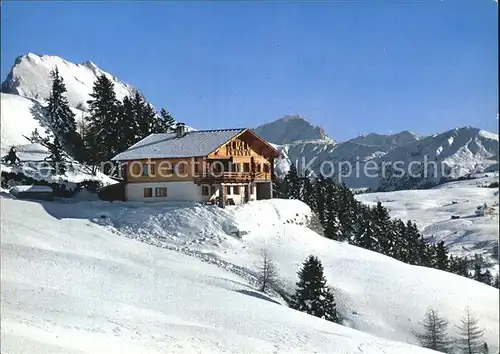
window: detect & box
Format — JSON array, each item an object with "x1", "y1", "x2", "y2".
[
  {"x1": 263, "y1": 164, "x2": 270, "y2": 173},
  {"x1": 225, "y1": 186, "x2": 232, "y2": 195},
  {"x1": 155, "y1": 187, "x2": 167, "y2": 197},
  {"x1": 210, "y1": 185, "x2": 216, "y2": 195},
  {"x1": 233, "y1": 186, "x2": 240, "y2": 195},
  {"x1": 143, "y1": 188, "x2": 152, "y2": 198},
  {"x1": 202, "y1": 185, "x2": 209, "y2": 196},
  {"x1": 243, "y1": 163, "x2": 250, "y2": 172}
]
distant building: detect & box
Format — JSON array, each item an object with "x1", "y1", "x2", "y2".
[{"x1": 112, "y1": 124, "x2": 281, "y2": 206}]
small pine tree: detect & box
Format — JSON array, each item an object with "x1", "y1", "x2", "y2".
[
  {"x1": 414, "y1": 307, "x2": 451, "y2": 352},
  {"x1": 481, "y1": 342, "x2": 489, "y2": 354},
  {"x1": 455, "y1": 307, "x2": 485, "y2": 354},
  {"x1": 3, "y1": 146, "x2": 20, "y2": 165},
  {"x1": 291, "y1": 255, "x2": 337, "y2": 323},
  {"x1": 493, "y1": 273, "x2": 499, "y2": 289},
  {"x1": 256, "y1": 249, "x2": 280, "y2": 293}
]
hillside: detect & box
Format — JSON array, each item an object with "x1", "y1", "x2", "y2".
[
  {"x1": 357, "y1": 174, "x2": 500, "y2": 272},
  {"x1": 1, "y1": 195, "x2": 443, "y2": 354},
  {"x1": 3, "y1": 195, "x2": 496, "y2": 352}
]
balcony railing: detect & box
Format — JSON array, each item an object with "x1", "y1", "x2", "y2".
[{"x1": 194, "y1": 171, "x2": 267, "y2": 184}]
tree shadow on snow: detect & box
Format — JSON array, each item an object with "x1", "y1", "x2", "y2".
[{"x1": 235, "y1": 289, "x2": 282, "y2": 305}]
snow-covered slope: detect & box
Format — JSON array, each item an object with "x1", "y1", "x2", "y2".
[
  {"x1": 6, "y1": 196, "x2": 496, "y2": 352},
  {"x1": 253, "y1": 115, "x2": 334, "y2": 145},
  {"x1": 2, "y1": 53, "x2": 137, "y2": 111},
  {"x1": 357, "y1": 174, "x2": 500, "y2": 272},
  {"x1": 0, "y1": 93, "x2": 49, "y2": 152},
  {"x1": 1, "y1": 196, "x2": 439, "y2": 354}
]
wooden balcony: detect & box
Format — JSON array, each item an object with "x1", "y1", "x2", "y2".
[{"x1": 194, "y1": 171, "x2": 268, "y2": 185}]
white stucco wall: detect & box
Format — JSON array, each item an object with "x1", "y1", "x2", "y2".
[
  {"x1": 126, "y1": 182, "x2": 203, "y2": 202},
  {"x1": 125, "y1": 181, "x2": 258, "y2": 204}
]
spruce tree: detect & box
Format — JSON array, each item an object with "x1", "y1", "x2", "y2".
[
  {"x1": 493, "y1": 273, "x2": 499, "y2": 289},
  {"x1": 353, "y1": 206, "x2": 378, "y2": 251},
  {"x1": 3, "y1": 146, "x2": 20, "y2": 165},
  {"x1": 45, "y1": 67, "x2": 80, "y2": 156},
  {"x1": 85, "y1": 74, "x2": 121, "y2": 169},
  {"x1": 473, "y1": 261, "x2": 484, "y2": 283},
  {"x1": 291, "y1": 255, "x2": 337, "y2": 323},
  {"x1": 371, "y1": 201, "x2": 394, "y2": 255},
  {"x1": 301, "y1": 171, "x2": 316, "y2": 209},
  {"x1": 414, "y1": 307, "x2": 451, "y2": 352},
  {"x1": 116, "y1": 95, "x2": 138, "y2": 153},
  {"x1": 285, "y1": 164, "x2": 301, "y2": 199},
  {"x1": 159, "y1": 108, "x2": 176, "y2": 133},
  {"x1": 435, "y1": 241, "x2": 449, "y2": 271},
  {"x1": 455, "y1": 307, "x2": 485, "y2": 354}
]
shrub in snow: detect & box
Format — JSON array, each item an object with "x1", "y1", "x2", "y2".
[
  {"x1": 413, "y1": 307, "x2": 451, "y2": 353},
  {"x1": 290, "y1": 255, "x2": 337, "y2": 323}
]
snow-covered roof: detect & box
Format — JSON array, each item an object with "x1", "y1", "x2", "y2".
[
  {"x1": 9, "y1": 185, "x2": 53, "y2": 193},
  {"x1": 112, "y1": 129, "x2": 246, "y2": 161}
]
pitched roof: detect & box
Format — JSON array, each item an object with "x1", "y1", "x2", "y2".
[{"x1": 111, "y1": 128, "x2": 246, "y2": 161}]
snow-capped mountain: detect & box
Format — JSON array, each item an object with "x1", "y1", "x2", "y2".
[
  {"x1": 1, "y1": 53, "x2": 498, "y2": 191},
  {"x1": 1, "y1": 53, "x2": 137, "y2": 111},
  {"x1": 261, "y1": 116, "x2": 498, "y2": 189},
  {"x1": 253, "y1": 115, "x2": 334, "y2": 145}
]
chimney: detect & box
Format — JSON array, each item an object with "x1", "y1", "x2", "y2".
[{"x1": 175, "y1": 122, "x2": 186, "y2": 138}]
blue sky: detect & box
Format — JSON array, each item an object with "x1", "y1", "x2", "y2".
[{"x1": 1, "y1": 1, "x2": 498, "y2": 141}]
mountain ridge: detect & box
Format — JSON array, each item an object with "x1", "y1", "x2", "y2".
[{"x1": 1, "y1": 53, "x2": 498, "y2": 189}]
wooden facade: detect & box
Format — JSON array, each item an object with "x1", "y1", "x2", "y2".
[
  {"x1": 123, "y1": 129, "x2": 277, "y2": 185},
  {"x1": 114, "y1": 127, "x2": 280, "y2": 205}
]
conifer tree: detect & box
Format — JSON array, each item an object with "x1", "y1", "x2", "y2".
[
  {"x1": 455, "y1": 307, "x2": 485, "y2": 354},
  {"x1": 85, "y1": 74, "x2": 121, "y2": 169},
  {"x1": 371, "y1": 201, "x2": 394, "y2": 255},
  {"x1": 493, "y1": 273, "x2": 499, "y2": 289},
  {"x1": 285, "y1": 164, "x2": 301, "y2": 199},
  {"x1": 3, "y1": 146, "x2": 20, "y2": 165},
  {"x1": 116, "y1": 95, "x2": 138, "y2": 153},
  {"x1": 45, "y1": 67, "x2": 81, "y2": 157},
  {"x1": 414, "y1": 307, "x2": 451, "y2": 353},
  {"x1": 314, "y1": 174, "x2": 327, "y2": 225},
  {"x1": 352, "y1": 206, "x2": 378, "y2": 251},
  {"x1": 301, "y1": 171, "x2": 316, "y2": 209},
  {"x1": 159, "y1": 108, "x2": 176, "y2": 133},
  {"x1": 435, "y1": 241, "x2": 449, "y2": 271},
  {"x1": 291, "y1": 255, "x2": 337, "y2": 323}
]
